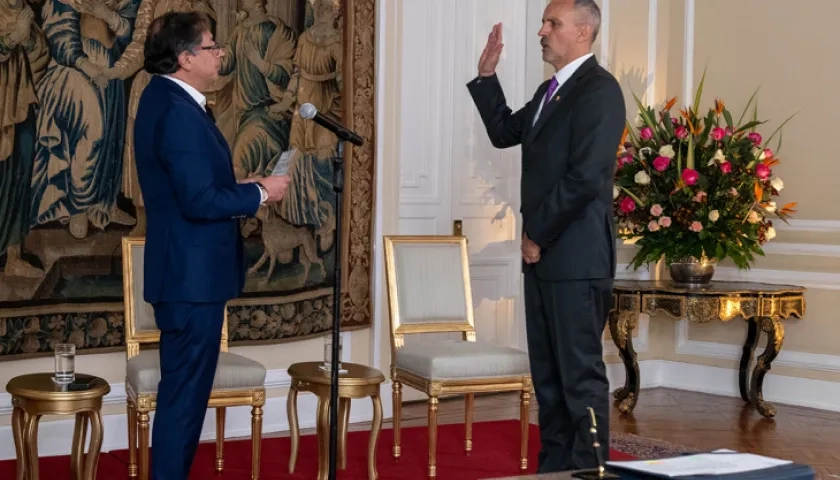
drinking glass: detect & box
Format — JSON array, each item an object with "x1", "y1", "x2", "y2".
[
  {"x1": 320, "y1": 335, "x2": 343, "y2": 372},
  {"x1": 54, "y1": 343, "x2": 75, "y2": 384}
]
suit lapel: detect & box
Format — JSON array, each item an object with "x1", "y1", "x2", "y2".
[
  {"x1": 526, "y1": 56, "x2": 599, "y2": 145},
  {"x1": 157, "y1": 76, "x2": 235, "y2": 177}
]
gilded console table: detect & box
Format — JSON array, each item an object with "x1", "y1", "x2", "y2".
[{"x1": 609, "y1": 280, "x2": 806, "y2": 419}]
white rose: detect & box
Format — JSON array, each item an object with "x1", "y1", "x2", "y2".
[
  {"x1": 659, "y1": 145, "x2": 675, "y2": 158},
  {"x1": 752, "y1": 147, "x2": 766, "y2": 160},
  {"x1": 770, "y1": 177, "x2": 784, "y2": 192},
  {"x1": 709, "y1": 210, "x2": 720, "y2": 222},
  {"x1": 748, "y1": 210, "x2": 761, "y2": 224},
  {"x1": 764, "y1": 201, "x2": 776, "y2": 213},
  {"x1": 613, "y1": 185, "x2": 619, "y2": 199},
  {"x1": 634, "y1": 171, "x2": 651, "y2": 185},
  {"x1": 765, "y1": 226, "x2": 776, "y2": 240}
]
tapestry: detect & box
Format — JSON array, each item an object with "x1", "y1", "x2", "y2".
[{"x1": 0, "y1": 0, "x2": 375, "y2": 359}]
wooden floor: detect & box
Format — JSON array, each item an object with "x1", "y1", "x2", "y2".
[{"x1": 312, "y1": 388, "x2": 840, "y2": 478}]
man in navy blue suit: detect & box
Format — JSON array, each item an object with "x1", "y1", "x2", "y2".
[{"x1": 133, "y1": 12, "x2": 290, "y2": 479}]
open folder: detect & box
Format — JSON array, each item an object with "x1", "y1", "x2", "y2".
[{"x1": 604, "y1": 450, "x2": 815, "y2": 479}]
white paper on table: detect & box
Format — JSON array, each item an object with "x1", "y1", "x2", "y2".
[{"x1": 605, "y1": 452, "x2": 792, "y2": 477}]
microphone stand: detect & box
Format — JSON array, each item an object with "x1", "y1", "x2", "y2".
[{"x1": 327, "y1": 140, "x2": 345, "y2": 480}]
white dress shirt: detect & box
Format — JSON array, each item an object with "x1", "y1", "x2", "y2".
[
  {"x1": 161, "y1": 75, "x2": 267, "y2": 204},
  {"x1": 532, "y1": 53, "x2": 594, "y2": 124}
]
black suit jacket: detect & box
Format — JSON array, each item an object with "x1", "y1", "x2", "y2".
[{"x1": 466, "y1": 56, "x2": 626, "y2": 281}]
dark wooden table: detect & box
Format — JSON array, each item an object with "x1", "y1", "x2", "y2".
[{"x1": 608, "y1": 279, "x2": 806, "y2": 419}]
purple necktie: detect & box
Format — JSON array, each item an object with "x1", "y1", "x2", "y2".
[{"x1": 543, "y1": 76, "x2": 559, "y2": 107}]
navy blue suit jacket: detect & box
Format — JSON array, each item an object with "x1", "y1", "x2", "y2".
[{"x1": 133, "y1": 75, "x2": 261, "y2": 304}]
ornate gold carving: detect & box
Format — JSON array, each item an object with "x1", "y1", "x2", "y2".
[
  {"x1": 685, "y1": 297, "x2": 719, "y2": 323},
  {"x1": 643, "y1": 294, "x2": 685, "y2": 318}
]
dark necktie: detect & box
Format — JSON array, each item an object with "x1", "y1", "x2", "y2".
[
  {"x1": 205, "y1": 105, "x2": 216, "y2": 123},
  {"x1": 543, "y1": 76, "x2": 559, "y2": 107}
]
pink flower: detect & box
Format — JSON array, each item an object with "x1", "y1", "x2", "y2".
[
  {"x1": 617, "y1": 155, "x2": 633, "y2": 168},
  {"x1": 763, "y1": 148, "x2": 774, "y2": 159},
  {"x1": 711, "y1": 127, "x2": 725, "y2": 141},
  {"x1": 652, "y1": 156, "x2": 670, "y2": 172},
  {"x1": 640, "y1": 127, "x2": 653, "y2": 140},
  {"x1": 755, "y1": 163, "x2": 771, "y2": 180},
  {"x1": 719, "y1": 161, "x2": 732, "y2": 174},
  {"x1": 619, "y1": 197, "x2": 636, "y2": 213},
  {"x1": 729, "y1": 187, "x2": 739, "y2": 197},
  {"x1": 648, "y1": 220, "x2": 660, "y2": 232},
  {"x1": 693, "y1": 191, "x2": 707, "y2": 202},
  {"x1": 658, "y1": 216, "x2": 672, "y2": 227},
  {"x1": 748, "y1": 132, "x2": 762, "y2": 145},
  {"x1": 689, "y1": 221, "x2": 703, "y2": 232},
  {"x1": 725, "y1": 127, "x2": 733, "y2": 136},
  {"x1": 682, "y1": 168, "x2": 699, "y2": 186},
  {"x1": 670, "y1": 118, "x2": 678, "y2": 125},
  {"x1": 650, "y1": 204, "x2": 663, "y2": 216},
  {"x1": 674, "y1": 126, "x2": 688, "y2": 139}
]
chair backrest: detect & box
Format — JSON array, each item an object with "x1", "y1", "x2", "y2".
[
  {"x1": 383, "y1": 235, "x2": 476, "y2": 356},
  {"x1": 121, "y1": 236, "x2": 229, "y2": 359}
]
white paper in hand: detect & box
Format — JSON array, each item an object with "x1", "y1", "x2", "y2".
[{"x1": 271, "y1": 148, "x2": 299, "y2": 176}]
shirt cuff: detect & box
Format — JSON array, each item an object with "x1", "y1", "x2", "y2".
[{"x1": 256, "y1": 183, "x2": 267, "y2": 204}]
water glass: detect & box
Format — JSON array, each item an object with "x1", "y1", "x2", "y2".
[
  {"x1": 54, "y1": 343, "x2": 75, "y2": 384},
  {"x1": 320, "y1": 335, "x2": 343, "y2": 372}
]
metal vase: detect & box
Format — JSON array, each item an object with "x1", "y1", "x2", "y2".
[{"x1": 668, "y1": 257, "x2": 716, "y2": 285}]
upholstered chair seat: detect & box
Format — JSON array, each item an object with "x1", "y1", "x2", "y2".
[
  {"x1": 395, "y1": 340, "x2": 530, "y2": 380},
  {"x1": 126, "y1": 351, "x2": 267, "y2": 396}
]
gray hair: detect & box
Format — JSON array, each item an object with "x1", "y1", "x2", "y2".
[{"x1": 574, "y1": 0, "x2": 601, "y2": 43}]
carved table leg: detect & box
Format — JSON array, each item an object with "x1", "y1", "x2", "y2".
[
  {"x1": 608, "y1": 308, "x2": 640, "y2": 414},
  {"x1": 739, "y1": 318, "x2": 759, "y2": 402},
  {"x1": 11, "y1": 406, "x2": 25, "y2": 480},
  {"x1": 749, "y1": 316, "x2": 784, "y2": 418}
]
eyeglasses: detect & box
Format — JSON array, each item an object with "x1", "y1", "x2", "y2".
[{"x1": 195, "y1": 44, "x2": 222, "y2": 55}]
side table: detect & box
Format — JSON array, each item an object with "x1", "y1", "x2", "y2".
[
  {"x1": 6, "y1": 372, "x2": 110, "y2": 480},
  {"x1": 287, "y1": 361, "x2": 385, "y2": 480}
]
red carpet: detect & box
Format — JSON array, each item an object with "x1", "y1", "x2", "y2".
[{"x1": 0, "y1": 420, "x2": 636, "y2": 479}]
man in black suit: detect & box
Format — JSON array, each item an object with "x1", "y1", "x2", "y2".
[{"x1": 466, "y1": 0, "x2": 626, "y2": 473}]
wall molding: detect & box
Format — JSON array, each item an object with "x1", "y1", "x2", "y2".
[
  {"x1": 675, "y1": 320, "x2": 840, "y2": 373},
  {"x1": 606, "y1": 360, "x2": 840, "y2": 413},
  {"x1": 645, "y1": 0, "x2": 658, "y2": 107},
  {"x1": 776, "y1": 219, "x2": 840, "y2": 233}
]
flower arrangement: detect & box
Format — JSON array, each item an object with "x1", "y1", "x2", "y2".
[{"x1": 613, "y1": 72, "x2": 798, "y2": 271}]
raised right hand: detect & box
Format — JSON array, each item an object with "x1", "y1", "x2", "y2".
[
  {"x1": 258, "y1": 175, "x2": 291, "y2": 203},
  {"x1": 478, "y1": 23, "x2": 504, "y2": 77}
]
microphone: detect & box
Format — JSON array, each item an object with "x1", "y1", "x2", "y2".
[{"x1": 299, "y1": 103, "x2": 364, "y2": 146}]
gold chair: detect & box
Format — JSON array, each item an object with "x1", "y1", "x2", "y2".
[
  {"x1": 383, "y1": 235, "x2": 533, "y2": 478},
  {"x1": 121, "y1": 237, "x2": 267, "y2": 480}
]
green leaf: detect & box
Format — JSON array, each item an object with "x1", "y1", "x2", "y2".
[
  {"x1": 693, "y1": 67, "x2": 707, "y2": 114},
  {"x1": 734, "y1": 120, "x2": 766, "y2": 133},
  {"x1": 737, "y1": 86, "x2": 760, "y2": 126},
  {"x1": 723, "y1": 109, "x2": 734, "y2": 129},
  {"x1": 625, "y1": 119, "x2": 640, "y2": 145},
  {"x1": 763, "y1": 111, "x2": 799, "y2": 151},
  {"x1": 631, "y1": 92, "x2": 662, "y2": 141}
]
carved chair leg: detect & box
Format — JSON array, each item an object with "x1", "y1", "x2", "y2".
[
  {"x1": 428, "y1": 396, "x2": 439, "y2": 478},
  {"x1": 251, "y1": 404, "x2": 264, "y2": 480},
  {"x1": 520, "y1": 389, "x2": 530, "y2": 471},
  {"x1": 392, "y1": 381, "x2": 402, "y2": 459},
  {"x1": 127, "y1": 402, "x2": 138, "y2": 478},
  {"x1": 138, "y1": 412, "x2": 150, "y2": 480},
  {"x1": 216, "y1": 407, "x2": 226, "y2": 472},
  {"x1": 464, "y1": 393, "x2": 474, "y2": 453}
]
